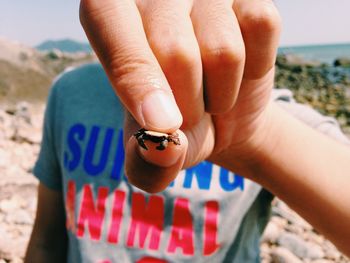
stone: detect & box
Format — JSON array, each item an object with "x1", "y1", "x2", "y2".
[
  {"x1": 322, "y1": 241, "x2": 341, "y2": 260},
  {"x1": 311, "y1": 260, "x2": 334, "y2": 263},
  {"x1": 277, "y1": 232, "x2": 325, "y2": 260},
  {"x1": 0, "y1": 198, "x2": 21, "y2": 213},
  {"x1": 0, "y1": 148, "x2": 11, "y2": 169},
  {"x1": 15, "y1": 101, "x2": 31, "y2": 124},
  {"x1": 0, "y1": 221, "x2": 28, "y2": 259},
  {"x1": 9, "y1": 257, "x2": 23, "y2": 263},
  {"x1": 273, "y1": 201, "x2": 313, "y2": 231},
  {"x1": 334, "y1": 58, "x2": 350, "y2": 67},
  {"x1": 271, "y1": 215, "x2": 288, "y2": 228},
  {"x1": 26, "y1": 198, "x2": 37, "y2": 213},
  {"x1": 261, "y1": 221, "x2": 282, "y2": 243},
  {"x1": 304, "y1": 232, "x2": 325, "y2": 246},
  {"x1": 5, "y1": 209, "x2": 33, "y2": 225},
  {"x1": 271, "y1": 247, "x2": 303, "y2": 263},
  {"x1": 0, "y1": 229, "x2": 15, "y2": 260},
  {"x1": 260, "y1": 243, "x2": 272, "y2": 261},
  {"x1": 15, "y1": 126, "x2": 41, "y2": 145},
  {"x1": 285, "y1": 224, "x2": 304, "y2": 237}
]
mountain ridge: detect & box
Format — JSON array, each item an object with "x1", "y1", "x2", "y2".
[
  {"x1": 0, "y1": 37, "x2": 96, "y2": 104},
  {"x1": 35, "y1": 39, "x2": 92, "y2": 53}
]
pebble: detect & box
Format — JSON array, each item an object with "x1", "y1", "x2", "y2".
[
  {"x1": 5, "y1": 210, "x2": 33, "y2": 225},
  {"x1": 273, "y1": 201, "x2": 313, "y2": 231},
  {"x1": 271, "y1": 247, "x2": 303, "y2": 263},
  {"x1": 262, "y1": 221, "x2": 282, "y2": 243},
  {"x1": 311, "y1": 260, "x2": 335, "y2": 263},
  {"x1": 277, "y1": 232, "x2": 325, "y2": 260},
  {"x1": 322, "y1": 241, "x2": 342, "y2": 260},
  {"x1": 271, "y1": 216, "x2": 289, "y2": 228},
  {"x1": 0, "y1": 198, "x2": 21, "y2": 213},
  {"x1": 286, "y1": 224, "x2": 304, "y2": 237}
]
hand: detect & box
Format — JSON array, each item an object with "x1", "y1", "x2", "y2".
[{"x1": 80, "y1": 0, "x2": 281, "y2": 192}]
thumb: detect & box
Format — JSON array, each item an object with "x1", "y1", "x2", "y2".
[{"x1": 124, "y1": 113, "x2": 188, "y2": 193}]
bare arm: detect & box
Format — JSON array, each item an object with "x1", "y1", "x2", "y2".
[
  {"x1": 213, "y1": 103, "x2": 350, "y2": 257},
  {"x1": 25, "y1": 183, "x2": 67, "y2": 263}
]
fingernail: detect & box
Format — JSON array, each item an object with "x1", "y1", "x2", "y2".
[{"x1": 141, "y1": 90, "x2": 182, "y2": 130}]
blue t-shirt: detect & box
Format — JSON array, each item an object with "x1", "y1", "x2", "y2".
[{"x1": 33, "y1": 63, "x2": 349, "y2": 263}]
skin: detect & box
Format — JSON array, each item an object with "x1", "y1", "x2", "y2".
[
  {"x1": 79, "y1": 0, "x2": 281, "y2": 191},
  {"x1": 25, "y1": 184, "x2": 67, "y2": 263},
  {"x1": 25, "y1": 0, "x2": 350, "y2": 261}
]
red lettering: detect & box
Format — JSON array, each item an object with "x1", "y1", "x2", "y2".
[
  {"x1": 77, "y1": 185, "x2": 109, "y2": 241},
  {"x1": 136, "y1": 256, "x2": 167, "y2": 263},
  {"x1": 107, "y1": 190, "x2": 126, "y2": 244},
  {"x1": 127, "y1": 193, "x2": 164, "y2": 250},
  {"x1": 203, "y1": 201, "x2": 220, "y2": 255},
  {"x1": 167, "y1": 198, "x2": 194, "y2": 255},
  {"x1": 65, "y1": 180, "x2": 76, "y2": 233}
]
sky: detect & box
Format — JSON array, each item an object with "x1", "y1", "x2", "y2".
[{"x1": 0, "y1": 0, "x2": 349, "y2": 47}]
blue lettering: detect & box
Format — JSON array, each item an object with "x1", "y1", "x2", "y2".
[
  {"x1": 83, "y1": 126, "x2": 114, "y2": 176},
  {"x1": 219, "y1": 168, "x2": 244, "y2": 191},
  {"x1": 183, "y1": 161, "x2": 212, "y2": 190},
  {"x1": 110, "y1": 129, "x2": 125, "y2": 181},
  {"x1": 64, "y1": 123, "x2": 86, "y2": 172}
]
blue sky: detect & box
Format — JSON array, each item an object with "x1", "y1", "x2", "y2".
[{"x1": 1, "y1": 0, "x2": 349, "y2": 47}]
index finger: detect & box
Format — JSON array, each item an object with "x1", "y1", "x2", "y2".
[{"x1": 80, "y1": 0, "x2": 182, "y2": 132}]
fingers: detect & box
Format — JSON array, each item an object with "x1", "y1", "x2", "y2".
[
  {"x1": 124, "y1": 113, "x2": 188, "y2": 193},
  {"x1": 80, "y1": 0, "x2": 182, "y2": 132},
  {"x1": 234, "y1": 0, "x2": 281, "y2": 80},
  {"x1": 136, "y1": 0, "x2": 204, "y2": 128},
  {"x1": 191, "y1": 0, "x2": 245, "y2": 114}
]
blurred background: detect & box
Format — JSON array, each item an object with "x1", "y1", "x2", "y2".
[{"x1": 0, "y1": 1, "x2": 349, "y2": 262}]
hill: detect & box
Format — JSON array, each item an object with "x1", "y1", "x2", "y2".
[
  {"x1": 0, "y1": 37, "x2": 96, "y2": 104},
  {"x1": 35, "y1": 39, "x2": 92, "y2": 53}
]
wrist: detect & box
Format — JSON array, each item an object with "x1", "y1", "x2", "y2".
[{"x1": 209, "y1": 102, "x2": 282, "y2": 179}]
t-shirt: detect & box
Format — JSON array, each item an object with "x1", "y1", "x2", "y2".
[{"x1": 33, "y1": 63, "x2": 350, "y2": 263}]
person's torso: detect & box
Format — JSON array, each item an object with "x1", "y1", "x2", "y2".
[{"x1": 51, "y1": 64, "x2": 272, "y2": 263}]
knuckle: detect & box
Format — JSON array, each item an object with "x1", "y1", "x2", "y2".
[
  {"x1": 240, "y1": 2, "x2": 281, "y2": 34},
  {"x1": 149, "y1": 36, "x2": 199, "y2": 70},
  {"x1": 202, "y1": 42, "x2": 245, "y2": 68},
  {"x1": 109, "y1": 48, "x2": 148, "y2": 76},
  {"x1": 107, "y1": 50, "x2": 157, "y2": 96}
]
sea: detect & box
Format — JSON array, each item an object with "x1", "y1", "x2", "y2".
[
  {"x1": 278, "y1": 43, "x2": 350, "y2": 65},
  {"x1": 278, "y1": 43, "x2": 350, "y2": 81}
]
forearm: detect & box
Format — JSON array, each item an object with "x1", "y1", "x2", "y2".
[
  {"x1": 25, "y1": 235, "x2": 67, "y2": 263},
  {"x1": 216, "y1": 103, "x2": 350, "y2": 256},
  {"x1": 25, "y1": 184, "x2": 68, "y2": 263},
  {"x1": 25, "y1": 237, "x2": 67, "y2": 263}
]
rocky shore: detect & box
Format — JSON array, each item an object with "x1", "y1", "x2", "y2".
[
  {"x1": 0, "y1": 103, "x2": 43, "y2": 262},
  {"x1": 275, "y1": 54, "x2": 350, "y2": 134},
  {"x1": 0, "y1": 47, "x2": 350, "y2": 262}
]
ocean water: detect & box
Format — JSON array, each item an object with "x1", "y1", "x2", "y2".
[{"x1": 278, "y1": 43, "x2": 350, "y2": 65}]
